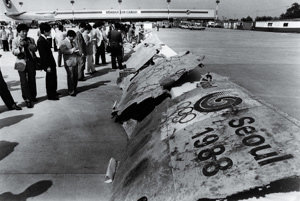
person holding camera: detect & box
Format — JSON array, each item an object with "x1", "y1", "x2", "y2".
[
  {"x1": 60, "y1": 30, "x2": 80, "y2": 96},
  {"x1": 12, "y1": 24, "x2": 37, "y2": 108}
]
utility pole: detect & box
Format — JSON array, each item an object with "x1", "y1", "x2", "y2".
[
  {"x1": 167, "y1": 0, "x2": 171, "y2": 21},
  {"x1": 216, "y1": 0, "x2": 220, "y2": 21},
  {"x1": 70, "y1": 0, "x2": 75, "y2": 23},
  {"x1": 118, "y1": 0, "x2": 122, "y2": 21}
]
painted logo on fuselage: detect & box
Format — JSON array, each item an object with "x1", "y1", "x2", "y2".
[
  {"x1": 194, "y1": 92, "x2": 243, "y2": 113},
  {"x1": 5, "y1": 0, "x2": 12, "y2": 8}
]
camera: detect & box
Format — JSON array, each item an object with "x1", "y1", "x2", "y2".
[{"x1": 20, "y1": 39, "x2": 28, "y2": 47}]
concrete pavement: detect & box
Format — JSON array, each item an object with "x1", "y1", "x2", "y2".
[{"x1": 0, "y1": 42, "x2": 127, "y2": 200}]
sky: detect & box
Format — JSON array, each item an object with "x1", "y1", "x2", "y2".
[{"x1": 0, "y1": 0, "x2": 299, "y2": 20}]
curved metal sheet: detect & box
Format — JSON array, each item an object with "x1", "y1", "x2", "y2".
[
  {"x1": 125, "y1": 33, "x2": 162, "y2": 71},
  {"x1": 114, "y1": 53, "x2": 203, "y2": 121},
  {"x1": 112, "y1": 73, "x2": 300, "y2": 201},
  {"x1": 161, "y1": 81, "x2": 262, "y2": 140},
  {"x1": 163, "y1": 86, "x2": 300, "y2": 200},
  {"x1": 111, "y1": 101, "x2": 175, "y2": 201}
]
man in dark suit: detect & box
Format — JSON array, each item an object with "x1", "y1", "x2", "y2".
[
  {"x1": 37, "y1": 23, "x2": 59, "y2": 100},
  {"x1": 76, "y1": 22, "x2": 87, "y2": 81},
  {"x1": 108, "y1": 23, "x2": 124, "y2": 69},
  {"x1": 0, "y1": 63, "x2": 22, "y2": 111}
]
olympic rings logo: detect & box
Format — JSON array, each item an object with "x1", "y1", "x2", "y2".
[{"x1": 171, "y1": 101, "x2": 197, "y2": 124}]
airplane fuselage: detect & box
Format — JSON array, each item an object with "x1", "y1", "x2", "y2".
[{"x1": 5, "y1": 12, "x2": 55, "y2": 22}]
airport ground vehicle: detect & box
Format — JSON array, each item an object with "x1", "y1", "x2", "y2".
[
  {"x1": 189, "y1": 22, "x2": 205, "y2": 30},
  {"x1": 179, "y1": 21, "x2": 191, "y2": 29},
  {"x1": 179, "y1": 21, "x2": 205, "y2": 30}
]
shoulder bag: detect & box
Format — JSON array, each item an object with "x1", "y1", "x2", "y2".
[{"x1": 14, "y1": 57, "x2": 26, "y2": 71}]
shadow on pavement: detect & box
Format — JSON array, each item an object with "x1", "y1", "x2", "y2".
[
  {"x1": 0, "y1": 180, "x2": 53, "y2": 201},
  {"x1": 11, "y1": 78, "x2": 111, "y2": 109},
  {"x1": 77, "y1": 80, "x2": 111, "y2": 93},
  {"x1": 85, "y1": 67, "x2": 113, "y2": 80},
  {"x1": 5, "y1": 76, "x2": 43, "y2": 92},
  {"x1": 15, "y1": 79, "x2": 113, "y2": 108},
  {"x1": 198, "y1": 177, "x2": 300, "y2": 201},
  {"x1": 0, "y1": 114, "x2": 33, "y2": 129},
  {"x1": 55, "y1": 80, "x2": 111, "y2": 97},
  {"x1": 0, "y1": 141, "x2": 18, "y2": 161},
  {"x1": 6, "y1": 80, "x2": 21, "y2": 92},
  {"x1": 0, "y1": 105, "x2": 7, "y2": 113}
]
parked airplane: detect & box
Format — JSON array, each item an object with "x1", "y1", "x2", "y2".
[{"x1": 2, "y1": 0, "x2": 56, "y2": 22}]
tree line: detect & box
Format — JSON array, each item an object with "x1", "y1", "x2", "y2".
[{"x1": 240, "y1": 2, "x2": 300, "y2": 22}]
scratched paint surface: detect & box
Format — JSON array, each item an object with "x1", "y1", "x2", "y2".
[
  {"x1": 111, "y1": 101, "x2": 175, "y2": 201},
  {"x1": 112, "y1": 32, "x2": 300, "y2": 200},
  {"x1": 112, "y1": 74, "x2": 300, "y2": 200},
  {"x1": 114, "y1": 53, "x2": 203, "y2": 117},
  {"x1": 163, "y1": 85, "x2": 300, "y2": 200},
  {"x1": 161, "y1": 82, "x2": 262, "y2": 140}
]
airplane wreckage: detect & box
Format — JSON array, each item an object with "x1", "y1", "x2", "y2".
[{"x1": 107, "y1": 32, "x2": 300, "y2": 201}]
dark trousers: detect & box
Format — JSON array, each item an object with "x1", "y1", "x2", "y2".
[
  {"x1": 53, "y1": 39, "x2": 58, "y2": 52},
  {"x1": 95, "y1": 41, "x2": 106, "y2": 64},
  {"x1": 9, "y1": 39, "x2": 12, "y2": 51},
  {"x1": 57, "y1": 49, "x2": 62, "y2": 67},
  {"x1": 78, "y1": 56, "x2": 86, "y2": 80},
  {"x1": 0, "y1": 70, "x2": 15, "y2": 109},
  {"x1": 18, "y1": 61, "x2": 36, "y2": 101},
  {"x1": 111, "y1": 44, "x2": 123, "y2": 69},
  {"x1": 46, "y1": 67, "x2": 57, "y2": 98},
  {"x1": 2, "y1": 40, "x2": 9, "y2": 51},
  {"x1": 64, "y1": 65, "x2": 78, "y2": 95}
]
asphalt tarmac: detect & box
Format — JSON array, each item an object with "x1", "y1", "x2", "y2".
[
  {"x1": 0, "y1": 29, "x2": 127, "y2": 200},
  {"x1": 157, "y1": 28, "x2": 300, "y2": 121}
]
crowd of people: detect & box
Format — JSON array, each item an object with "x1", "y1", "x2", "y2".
[
  {"x1": 0, "y1": 26, "x2": 14, "y2": 52},
  {"x1": 0, "y1": 21, "x2": 146, "y2": 111}
]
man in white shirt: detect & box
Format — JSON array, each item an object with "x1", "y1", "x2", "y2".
[
  {"x1": 0, "y1": 26, "x2": 9, "y2": 51},
  {"x1": 7, "y1": 27, "x2": 14, "y2": 51},
  {"x1": 76, "y1": 22, "x2": 87, "y2": 81},
  {"x1": 55, "y1": 25, "x2": 66, "y2": 67}
]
